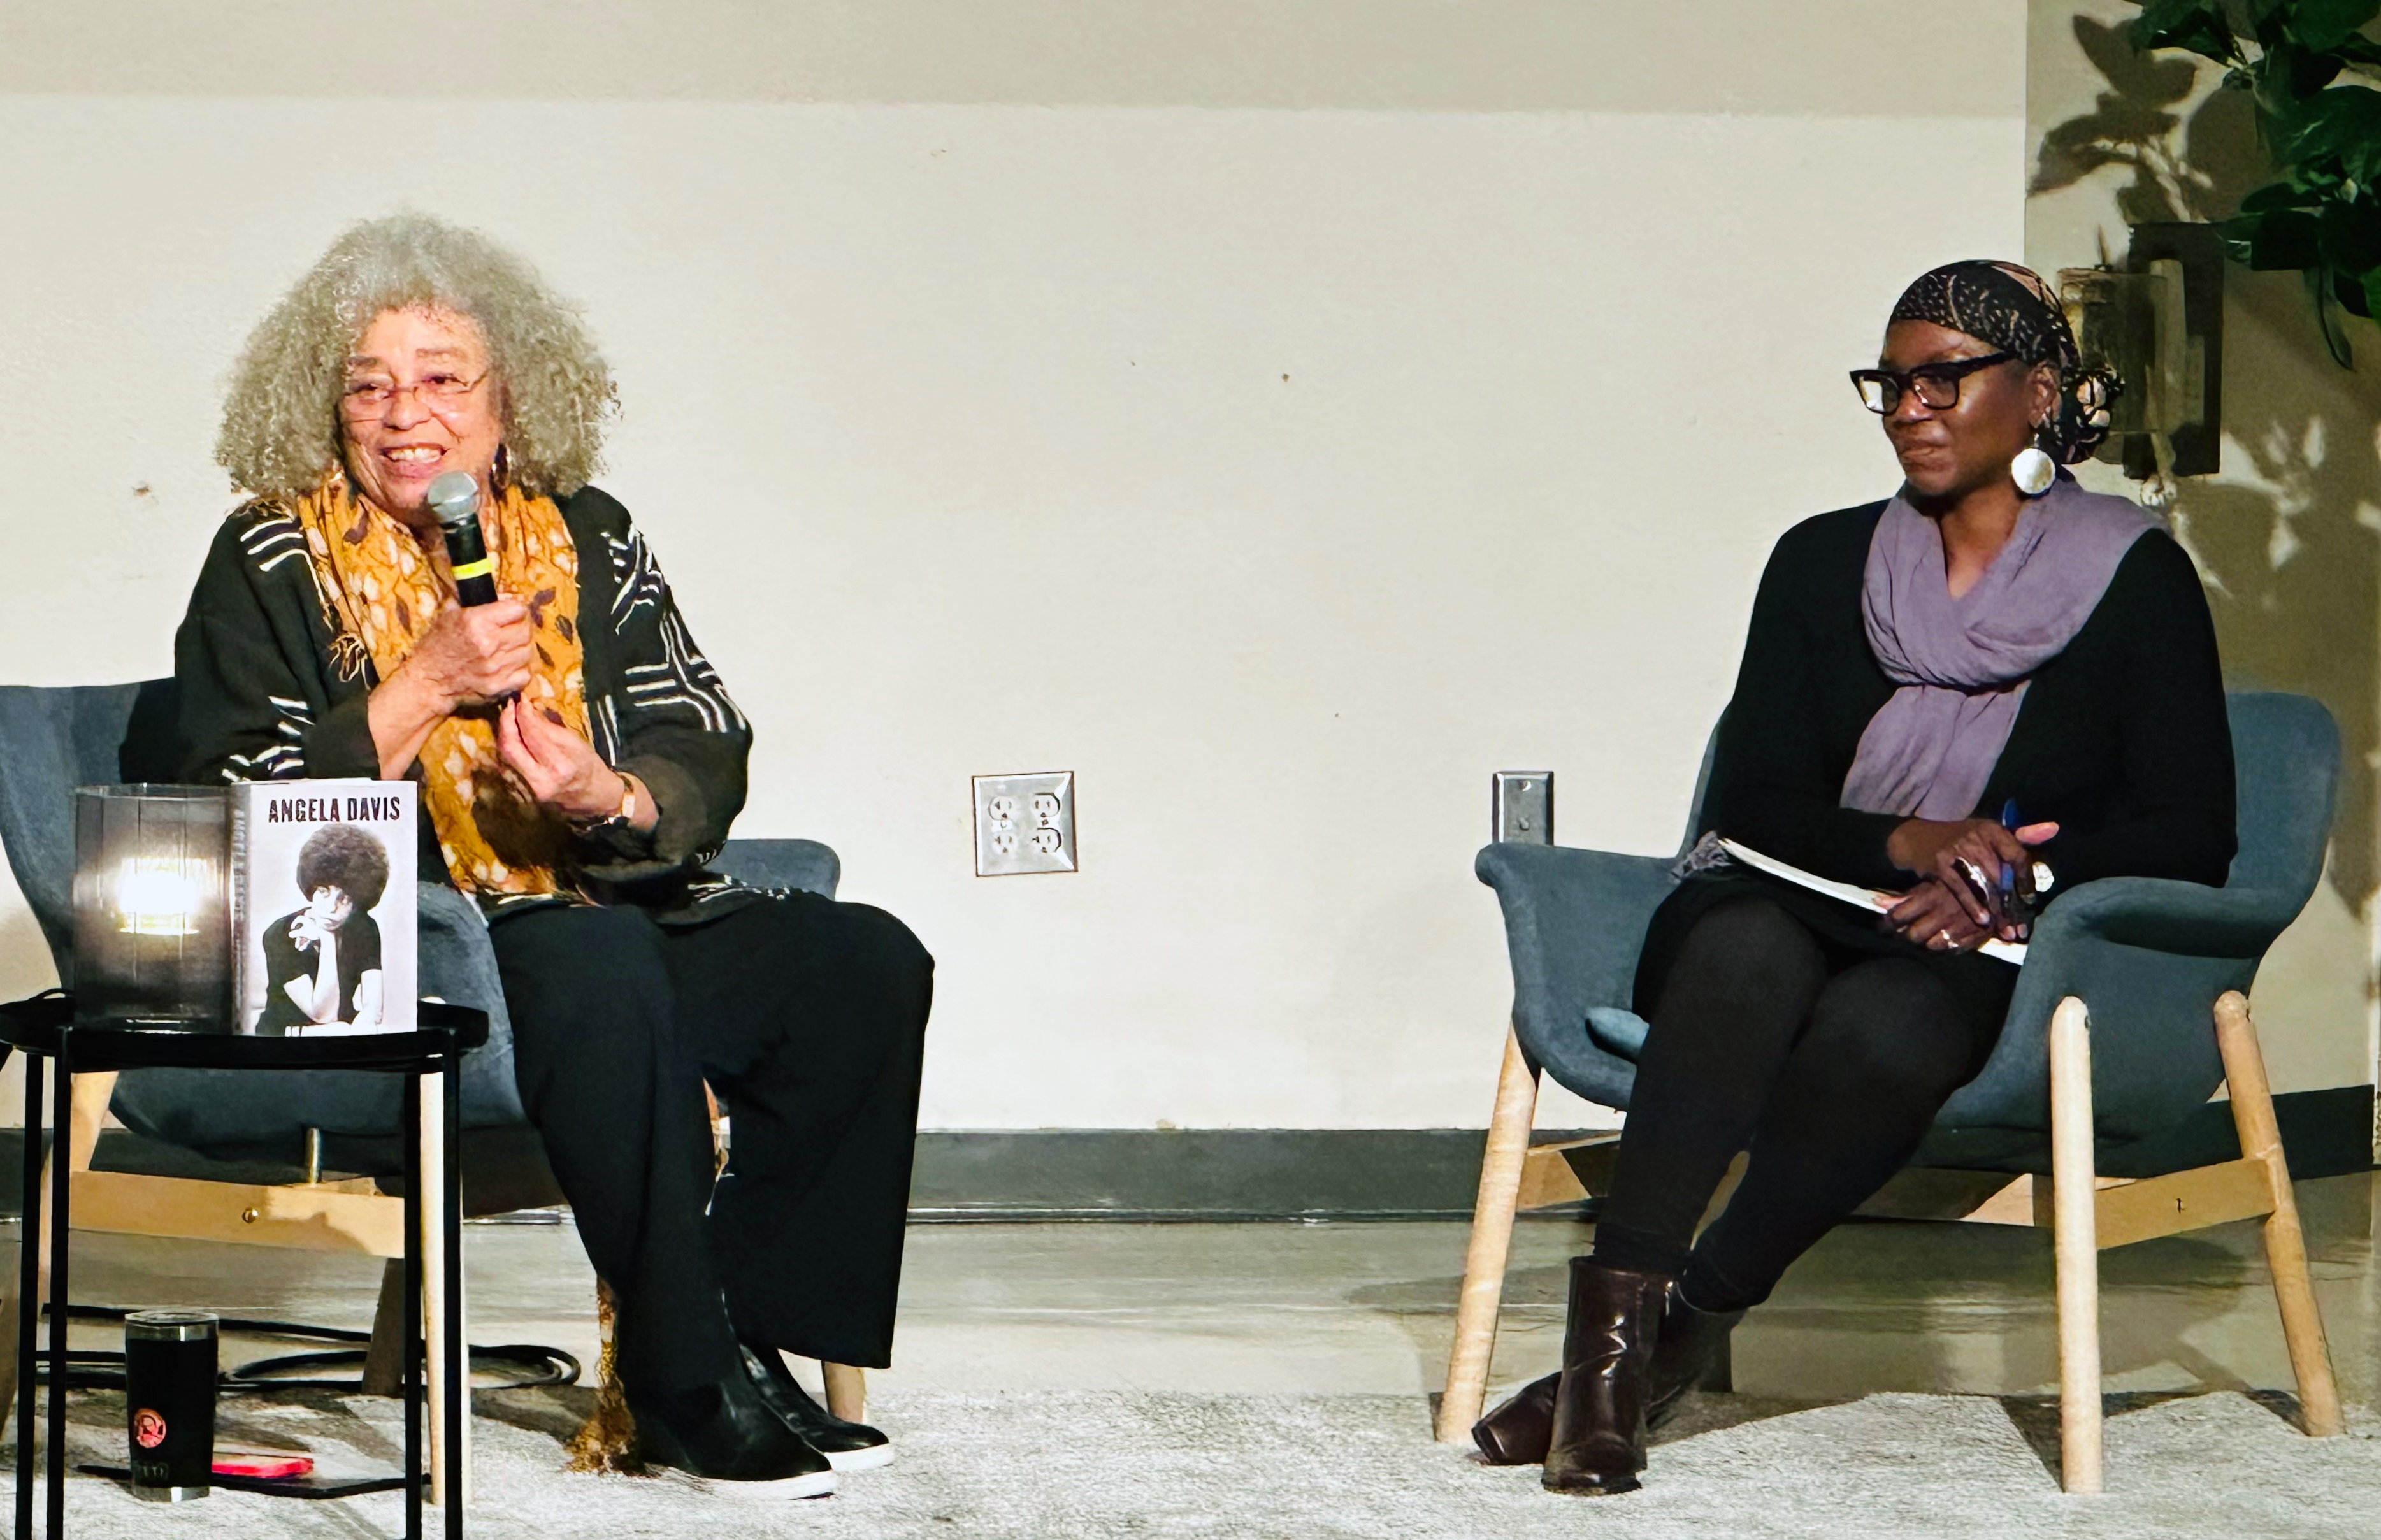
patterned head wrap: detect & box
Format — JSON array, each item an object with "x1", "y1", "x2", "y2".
[{"x1": 1888, "y1": 260, "x2": 2119, "y2": 465}]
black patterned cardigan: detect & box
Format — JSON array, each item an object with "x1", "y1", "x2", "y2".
[{"x1": 170, "y1": 484, "x2": 768, "y2": 926}]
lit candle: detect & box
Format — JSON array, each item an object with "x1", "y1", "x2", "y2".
[{"x1": 114, "y1": 856, "x2": 212, "y2": 937}]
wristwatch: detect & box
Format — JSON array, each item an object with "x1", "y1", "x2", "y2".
[{"x1": 570, "y1": 772, "x2": 640, "y2": 835}]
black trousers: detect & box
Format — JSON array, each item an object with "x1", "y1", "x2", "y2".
[
  {"x1": 489, "y1": 892, "x2": 932, "y2": 1391},
  {"x1": 1592, "y1": 886, "x2": 2011, "y2": 1311}
]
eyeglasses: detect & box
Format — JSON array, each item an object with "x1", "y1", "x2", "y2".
[
  {"x1": 338, "y1": 369, "x2": 489, "y2": 420},
  {"x1": 1848, "y1": 352, "x2": 2015, "y2": 414}
]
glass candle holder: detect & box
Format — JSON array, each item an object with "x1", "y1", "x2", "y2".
[{"x1": 71, "y1": 785, "x2": 232, "y2": 1030}]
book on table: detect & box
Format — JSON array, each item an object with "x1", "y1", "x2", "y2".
[{"x1": 229, "y1": 781, "x2": 418, "y2": 1035}]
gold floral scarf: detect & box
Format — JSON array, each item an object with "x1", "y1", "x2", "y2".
[{"x1": 289, "y1": 468, "x2": 588, "y2": 897}]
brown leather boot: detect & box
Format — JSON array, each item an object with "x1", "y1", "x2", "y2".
[
  {"x1": 1540, "y1": 1256, "x2": 1669, "y2": 1494},
  {"x1": 1473, "y1": 1285, "x2": 1745, "y2": 1465}
]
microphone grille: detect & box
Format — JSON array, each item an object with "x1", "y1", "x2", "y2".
[{"x1": 425, "y1": 472, "x2": 480, "y2": 528}]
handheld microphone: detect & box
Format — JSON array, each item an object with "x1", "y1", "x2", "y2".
[{"x1": 426, "y1": 471, "x2": 498, "y2": 607}]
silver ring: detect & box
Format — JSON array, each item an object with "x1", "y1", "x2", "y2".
[{"x1": 1935, "y1": 929, "x2": 1952, "y2": 947}]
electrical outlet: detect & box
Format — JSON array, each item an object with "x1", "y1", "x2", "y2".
[
  {"x1": 1493, "y1": 772, "x2": 1553, "y2": 844},
  {"x1": 973, "y1": 771, "x2": 1077, "y2": 876}
]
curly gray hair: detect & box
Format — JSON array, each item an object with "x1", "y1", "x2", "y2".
[{"x1": 216, "y1": 213, "x2": 616, "y2": 500}]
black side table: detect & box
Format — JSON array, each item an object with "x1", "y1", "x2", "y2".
[{"x1": 0, "y1": 996, "x2": 484, "y2": 1540}]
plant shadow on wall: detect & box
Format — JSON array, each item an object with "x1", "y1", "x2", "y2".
[{"x1": 2034, "y1": 9, "x2": 2381, "y2": 913}]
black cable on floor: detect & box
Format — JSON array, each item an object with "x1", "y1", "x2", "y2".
[{"x1": 27, "y1": 1302, "x2": 580, "y2": 1392}]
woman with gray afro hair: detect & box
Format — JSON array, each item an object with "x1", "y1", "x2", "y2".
[
  {"x1": 170, "y1": 213, "x2": 934, "y2": 1495},
  {"x1": 217, "y1": 212, "x2": 614, "y2": 501}
]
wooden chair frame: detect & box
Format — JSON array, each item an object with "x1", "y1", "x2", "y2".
[{"x1": 1435, "y1": 989, "x2": 2344, "y2": 1492}]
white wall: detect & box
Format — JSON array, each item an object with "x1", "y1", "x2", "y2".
[{"x1": 0, "y1": 2, "x2": 2025, "y2": 1128}]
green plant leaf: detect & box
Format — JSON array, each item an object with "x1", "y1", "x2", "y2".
[
  {"x1": 2129, "y1": 0, "x2": 2239, "y2": 59},
  {"x1": 2280, "y1": 82, "x2": 2381, "y2": 175},
  {"x1": 2274, "y1": 39, "x2": 2348, "y2": 94},
  {"x1": 2319, "y1": 193, "x2": 2381, "y2": 271},
  {"x1": 2240, "y1": 179, "x2": 2326, "y2": 211},
  {"x1": 2287, "y1": 0, "x2": 2380, "y2": 52},
  {"x1": 2250, "y1": 2, "x2": 2293, "y2": 55},
  {"x1": 2333, "y1": 264, "x2": 2375, "y2": 316},
  {"x1": 2240, "y1": 206, "x2": 2328, "y2": 267},
  {"x1": 2136, "y1": 2, "x2": 2380, "y2": 364}
]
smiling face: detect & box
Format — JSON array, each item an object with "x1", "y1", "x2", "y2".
[
  {"x1": 1878, "y1": 318, "x2": 2057, "y2": 504},
  {"x1": 338, "y1": 305, "x2": 504, "y2": 529}
]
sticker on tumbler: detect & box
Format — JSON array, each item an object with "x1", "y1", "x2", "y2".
[{"x1": 133, "y1": 1408, "x2": 168, "y2": 1448}]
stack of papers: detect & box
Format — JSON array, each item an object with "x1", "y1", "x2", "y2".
[{"x1": 1717, "y1": 838, "x2": 2027, "y2": 965}]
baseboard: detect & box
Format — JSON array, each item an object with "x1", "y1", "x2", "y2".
[
  {"x1": 905, "y1": 1128, "x2": 1603, "y2": 1221},
  {"x1": 2112, "y1": 1084, "x2": 2377, "y2": 1182},
  {"x1": 0, "y1": 1126, "x2": 1603, "y2": 1223},
  {"x1": 0, "y1": 1090, "x2": 2365, "y2": 1223}
]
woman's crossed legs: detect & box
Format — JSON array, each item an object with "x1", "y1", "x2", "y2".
[{"x1": 1593, "y1": 893, "x2": 2001, "y2": 1310}]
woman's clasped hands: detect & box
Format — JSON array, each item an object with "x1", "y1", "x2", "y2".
[
  {"x1": 1881, "y1": 816, "x2": 2059, "y2": 953},
  {"x1": 378, "y1": 596, "x2": 632, "y2": 824}
]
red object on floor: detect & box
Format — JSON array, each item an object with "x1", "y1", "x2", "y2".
[{"x1": 212, "y1": 1455, "x2": 314, "y2": 1479}]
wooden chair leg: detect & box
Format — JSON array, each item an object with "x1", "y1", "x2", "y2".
[
  {"x1": 1435, "y1": 1026, "x2": 1541, "y2": 1444},
  {"x1": 2213, "y1": 991, "x2": 2344, "y2": 1437},
  {"x1": 362, "y1": 1256, "x2": 408, "y2": 1396},
  {"x1": 823, "y1": 1362, "x2": 866, "y2": 1422},
  {"x1": 2049, "y1": 997, "x2": 2103, "y2": 1495}
]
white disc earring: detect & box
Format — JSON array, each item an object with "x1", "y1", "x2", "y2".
[{"x1": 2010, "y1": 440, "x2": 2055, "y2": 496}]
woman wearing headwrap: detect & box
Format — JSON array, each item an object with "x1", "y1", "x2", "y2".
[
  {"x1": 1472, "y1": 261, "x2": 2236, "y2": 1493},
  {"x1": 175, "y1": 214, "x2": 932, "y2": 1495}
]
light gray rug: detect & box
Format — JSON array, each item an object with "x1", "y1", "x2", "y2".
[{"x1": 8, "y1": 1386, "x2": 2377, "y2": 1538}]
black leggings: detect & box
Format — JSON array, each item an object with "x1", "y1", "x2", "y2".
[
  {"x1": 489, "y1": 892, "x2": 932, "y2": 1391},
  {"x1": 1592, "y1": 893, "x2": 2003, "y2": 1311}
]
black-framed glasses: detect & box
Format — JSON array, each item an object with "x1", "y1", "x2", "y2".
[{"x1": 1849, "y1": 351, "x2": 2015, "y2": 414}]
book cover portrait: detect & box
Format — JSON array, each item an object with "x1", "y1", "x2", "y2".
[{"x1": 232, "y1": 782, "x2": 417, "y2": 1035}]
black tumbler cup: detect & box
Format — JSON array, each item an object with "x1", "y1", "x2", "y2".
[{"x1": 124, "y1": 1311, "x2": 219, "y2": 1500}]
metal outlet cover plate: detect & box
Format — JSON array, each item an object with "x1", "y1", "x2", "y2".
[
  {"x1": 973, "y1": 771, "x2": 1077, "y2": 876},
  {"x1": 1493, "y1": 771, "x2": 1553, "y2": 845}
]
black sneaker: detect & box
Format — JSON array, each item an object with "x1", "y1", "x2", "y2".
[
  {"x1": 624, "y1": 1368, "x2": 839, "y2": 1497},
  {"x1": 739, "y1": 1341, "x2": 895, "y2": 1471}
]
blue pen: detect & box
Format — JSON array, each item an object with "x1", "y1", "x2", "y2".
[{"x1": 1998, "y1": 798, "x2": 2020, "y2": 906}]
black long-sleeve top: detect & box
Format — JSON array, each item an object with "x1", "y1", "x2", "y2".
[
  {"x1": 1701, "y1": 500, "x2": 2237, "y2": 898},
  {"x1": 171, "y1": 485, "x2": 765, "y2": 924}
]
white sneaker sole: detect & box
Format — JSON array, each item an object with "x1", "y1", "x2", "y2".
[
  {"x1": 824, "y1": 1443, "x2": 894, "y2": 1472},
  {"x1": 701, "y1": 1467, "x2": 840, "y2": 1500}
]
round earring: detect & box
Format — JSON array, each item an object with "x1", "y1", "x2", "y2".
[{"x1": 2010, "y1": 427, "x2": 2055, "y2": 496}]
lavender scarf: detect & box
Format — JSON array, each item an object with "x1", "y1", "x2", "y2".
[{"x1": 1839, "y1": 475, "x2": 2162, "y2": 820}]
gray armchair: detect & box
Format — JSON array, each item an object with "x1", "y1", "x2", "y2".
[
  {"x1": 0, "y1": 677, "x2": 873, "y2": 1450},
  {"x1": 1437, "y1": 691, "x2": 2347, "y2": 1490}
]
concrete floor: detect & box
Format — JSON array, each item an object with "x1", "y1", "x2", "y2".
[{"x1": 18, "y1": 1171, "x2": 2378, "y2": 1411}]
